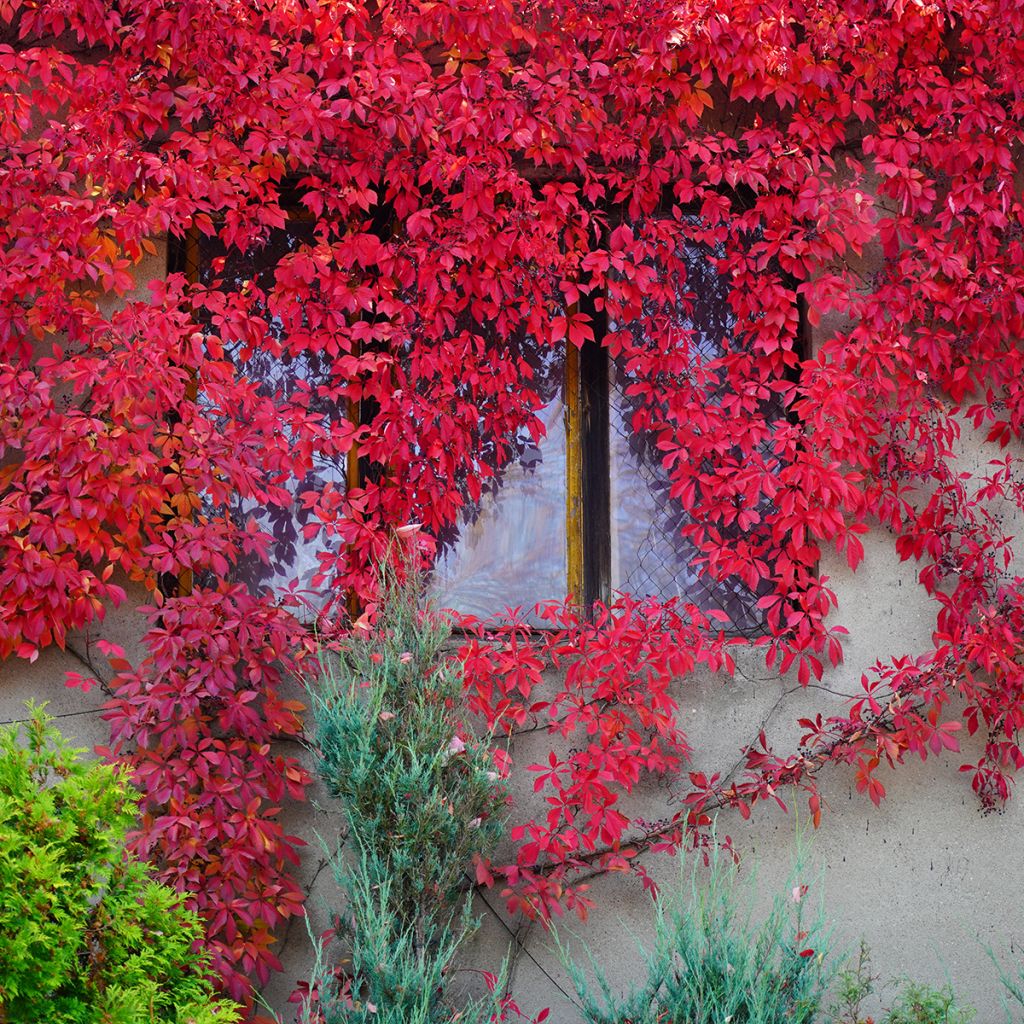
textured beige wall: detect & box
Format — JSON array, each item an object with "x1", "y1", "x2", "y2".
[
  {"x1": 7, "y1": 546, "x2": 1022, "y2": 1022},
  {"x1": 464, "y1": 534, "x2": 1024, "y2": 1023},
  {"x1": 4, "y1": 237, "x2": 1024, "y2": 1023}
]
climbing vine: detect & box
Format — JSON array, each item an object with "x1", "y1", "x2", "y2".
[{"x1": 2, "y1": 0, "x2": 1024, "y2": 1004}]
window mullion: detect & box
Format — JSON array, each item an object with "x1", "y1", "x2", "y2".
[
  {"x1": 565, "y1": 334, "x2": 585, "y2": 609},
  {"x1": 579, "y1": 293, "x2": 611, "y2": 611}
]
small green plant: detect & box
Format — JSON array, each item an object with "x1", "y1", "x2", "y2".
[
  {"x1": 0, "y1": 704, "x2": 239, "y2": 1024},
  {"x1": 989, "y1": 947, "x2": 1024, "y2": 1023},
  {"x1": 883, "y1": 982, "x2": 974, "y2": 1024},
  {"x1": 829, "y1": 944, "x2": 976, "y2": 1024},
  {"x1": 557, "y1": 834, "x2": 833, "y2": 1024},
  {"x1": 829, "y1": 941, "x2": 881, "y2": 1024},
  {"x1": 303, "y1": 562, "x2": 510, "y2": 1024}
]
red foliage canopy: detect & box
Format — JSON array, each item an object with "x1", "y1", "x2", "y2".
[{"x1": 3, "y1": 0, "x2": 1024, "y2": 1003}]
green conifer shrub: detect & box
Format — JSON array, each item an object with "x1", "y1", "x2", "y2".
[
  {"x1": 557, "y1": 837, "x2": 833, "y2": 1024},
  {"x1": 0, "y1": 704, "x2": 239, "y2": 1024},
  {"x1": 304, "y1": 566, "x2": 509, "y2": 1024}
]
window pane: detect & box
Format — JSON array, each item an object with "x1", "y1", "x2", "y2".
[
  {"x1": 197, "y1": 224, "x2": 346, "y2": 611},
  {"x1": 429, "y1": 345, "x2": 567, "y2": 622},
  {"x1": 608, "y1": 237, "x2": 767, "y2": 632}
]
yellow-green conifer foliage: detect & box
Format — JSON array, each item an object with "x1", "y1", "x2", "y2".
[{"x1": 0, "y1": 705, "x2": 240, "y2": 1024}]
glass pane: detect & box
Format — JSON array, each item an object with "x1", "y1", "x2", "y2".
[
  {"x1": 609, "y1": 237, "x2": 767, "y2": 632},
  {"x1": 197, "y1": 224, "x2": 346, "y2": 612},
  {"x1": 429, "y1": 345, "x2": 567, "y2": 622}
]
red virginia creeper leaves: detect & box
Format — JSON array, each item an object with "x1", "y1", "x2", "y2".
[{"x1": 4, "y1": 0, "x2": 1024, "y2": 992}]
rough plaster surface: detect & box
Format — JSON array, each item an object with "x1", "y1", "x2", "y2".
[{"x1": 4, "y1": 531, "x2": 1022, "y2": 1022}]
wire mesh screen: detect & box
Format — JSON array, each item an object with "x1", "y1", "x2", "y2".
[
  {"x1": 172, "y1": 227, "x2": 347, "y2": 612},
  {"x1": 608, "y1": 237, "x2": 773, "y2": 635}
]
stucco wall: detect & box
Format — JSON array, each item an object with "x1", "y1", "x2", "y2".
[
  {"x1": 8, "y1": 533, "x2": 1022, "y2": 1022},
  {"x1": 5, "y1": 238, "x2": 1024, "y2": 1023},
  {"x1": 464, "y1": 535, "x2": 1024, "y2": 1023}
]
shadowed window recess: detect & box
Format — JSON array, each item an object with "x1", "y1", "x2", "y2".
[{"x1": 171, "y1": 223, "x2": 349, "y2": 613}]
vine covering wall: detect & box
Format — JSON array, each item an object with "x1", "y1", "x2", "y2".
[{"x1": 2, "y1": 0, "x2": 1024, "y2": 1008}]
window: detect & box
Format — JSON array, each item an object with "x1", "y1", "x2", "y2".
[
  {"x1": 175, "y1": 212, "x2": 801, "y2": 632},
  {"x1": 430, "y1": 221, "x2": 802, "y2": 633},
  {"x1": 429, "y1": 342, "x2": 569, "y2": 620}
]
